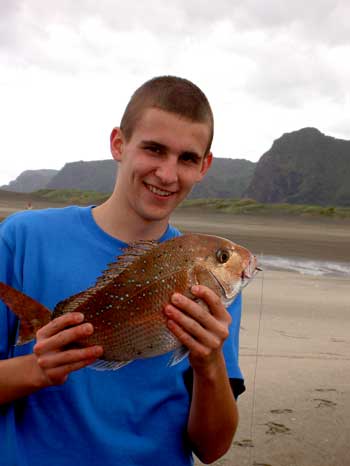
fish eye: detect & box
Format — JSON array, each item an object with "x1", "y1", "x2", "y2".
[{"x1": 216, "y1": 248, "x2": 230, "y2": 264}]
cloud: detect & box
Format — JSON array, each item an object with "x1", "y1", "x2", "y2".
[
  {"x1": 244, "y1": 37, "x2": 348, "y2": 108},
  {"x1": 2, "y1": 1, "x2": 349, "y2": 76},
  {"x1": 216, "y1": 0, "x2": 350, "y2": 46},
  {"x1": 0, "y1": 0, "x2": 349, "y2": 185}
]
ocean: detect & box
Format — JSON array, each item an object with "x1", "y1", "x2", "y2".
[{"x1": 259, "y1": 255, "x2": 350, "y2": 278}]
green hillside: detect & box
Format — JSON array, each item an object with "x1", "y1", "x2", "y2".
[{"x1": 245, "y1": 128, "x2": 350, "y2": 206}]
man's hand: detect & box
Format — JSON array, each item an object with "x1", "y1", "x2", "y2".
[
  {"x1": 0, "y1": 312, "x2": 103, "y2": 405},
  {"x1": 164, "y1": 285, "x2": 231, "y2": 375},
  {"x1": 164, "y1": 286, "x2": 237, "y2": 463},
  {"x1": 33, "y1": 312, "x2": 103, "y2": 387}
]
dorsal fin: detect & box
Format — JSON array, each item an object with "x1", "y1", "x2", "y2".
[
  {"x1": 125, "y1": 239, "x2": 159, "y2": 252},
  {"x1": 93, "y1": 240, "x2": 159, "y2": 289},
  {"x1": 54, "y1": 240, "x2": 159, "y2": 315}
]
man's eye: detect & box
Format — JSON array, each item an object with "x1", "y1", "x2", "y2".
[
  {"x1": 181, "y1": 153, "x2": 199, "y2": 163},
  {"x1": 145, "y1": 146, "x2": 162, "y2": 154}
]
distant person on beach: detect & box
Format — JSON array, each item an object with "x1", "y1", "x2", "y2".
[{"x1": 0, "y1": 76, "x2": 245, "y2": 466}]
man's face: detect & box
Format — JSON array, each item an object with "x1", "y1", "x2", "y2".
[{"x1": 111, "y1": 107, "x2": 212, "y2": 225}]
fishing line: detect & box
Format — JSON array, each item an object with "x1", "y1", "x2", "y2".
[{"x1": 248, "y1": 254, "x2": 265, "y2": 466}]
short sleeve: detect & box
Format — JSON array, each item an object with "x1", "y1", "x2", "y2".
[
  {"x1": 223, "y1": 293, "x2": 245, "y2": 398},
  {"x1": 223, "y1": 293, "x2": 243, "y2": 379}
]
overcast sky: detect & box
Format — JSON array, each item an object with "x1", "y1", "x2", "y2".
[{"x1": 1, "y1": 0, "x2": 349, "y2": 185}]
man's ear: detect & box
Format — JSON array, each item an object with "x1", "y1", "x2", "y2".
[
  {"x1": 197, "y1": 152, "x2": 213, "y2": 182},
  {"x1": 110, "y1": 127, "x2": 124, "y2": 161}
]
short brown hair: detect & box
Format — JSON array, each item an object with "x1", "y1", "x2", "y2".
[{"x1": 120, "y1": 76, "x2": 214, "y2": 154}]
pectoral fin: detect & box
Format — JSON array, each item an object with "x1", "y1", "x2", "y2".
[{"x1": 167, "y1": 345, "x2": 189, "y2": 366}]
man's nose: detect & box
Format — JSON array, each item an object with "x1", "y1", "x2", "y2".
[{"x1": 154, "y1": 157, "x2": 178, "y2": 184}]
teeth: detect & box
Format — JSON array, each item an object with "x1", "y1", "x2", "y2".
[{"x1": 146, "y1": 184, "x2": 172, "y2": 197}]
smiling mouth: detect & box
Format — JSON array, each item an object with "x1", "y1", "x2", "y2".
[{"x1": 144, "y1": 182, "x2": 175, "y2": 197}]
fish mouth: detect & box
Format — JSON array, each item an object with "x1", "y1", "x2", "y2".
[
  {"x1": 240, "y1": 256, "x2": 260, "y2": 288},
  {"x1": 240, "y1": 266, "x2": 260, "y2": 289}
]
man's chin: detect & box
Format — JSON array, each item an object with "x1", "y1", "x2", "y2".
[
  {"x1": 136, "y1": 194, "x2": 186, "y2": 223},
  {"x1": 138, "y1": 203, "x2": 177, "y2": 223},
  {"x1": 141, "y1": 211, "x2": 172, "y2": 223}
]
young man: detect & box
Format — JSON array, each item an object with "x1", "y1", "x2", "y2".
[{"x1": 0, "y1": 76, "x2": 245, "y2": 466}]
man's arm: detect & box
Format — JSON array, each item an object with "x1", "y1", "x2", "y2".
[
  {"x1": 164, "y1": 286, "x2": 238, "y2": 464},
  {"x1": 188, "y1": 354, "x2": 238, "y2": 463},
  {"x1": 0, "y1": 312, "x2": 103, "y2": 405}
]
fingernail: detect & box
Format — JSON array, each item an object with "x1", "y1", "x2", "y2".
[
  {"x1": 84, "y1": 323, "x2": 93, "y2": 334},
  {"x1": 191, "y1": 285, "x2": 199, "y2": 293},
  {"x1": 171, "y1": 293, "x2": 181, "y2": 304},
  {"x1": 75, "y1": 313, "x2": 84, "y2": 322}
]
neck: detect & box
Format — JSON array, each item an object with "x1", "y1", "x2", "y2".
[{"x1": 92, "y1": 195, "x2": 169, "y2": 243}]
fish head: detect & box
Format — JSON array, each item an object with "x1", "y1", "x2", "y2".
[{"x1": 192, "y1": 235, "x2": 258, "y2": 304}]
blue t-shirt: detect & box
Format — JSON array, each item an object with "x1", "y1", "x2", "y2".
[{"x1": 0, "y1": 206, "x2": 243, "y2": 466}]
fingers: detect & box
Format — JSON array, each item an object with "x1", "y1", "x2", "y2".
[
  {"x1": 168, "y1": 286, "x2": 231, "y2": 333},
  {"x1": 190, "y1": 285, "x2": 232, "y2": 324},
  {"x1": 167, "y1": 318, "x2": 211, "y2": 357},
  {"x1": 36, "y1": 312, "x2": 85, "y2": 339},
  {"x1": 34, "y1": 322, "x2": 94, "y2": 355},
  {"x1": 39, "y1": 358, "x2": 100, "y2": 386},
  {"x1": 35, "y1": 343, "x2": 103, "y2": 387},
  {"x1": 165, "y1": 303, "x2": 224, "y2": 348},
  {"x1": 164, "y1": 286, "x2": 231, "y2": 361},
  {"x1": 36, "y1": 345, "x2": 103, "y2": 370},
  {"x1": 32, "y1": 312, "x2": 104, "y2": 387}
]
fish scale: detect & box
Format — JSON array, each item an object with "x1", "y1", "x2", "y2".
[
  {"x1": 0, "y1": 234, "x2": 258, "y2": 370},
  {"x1": 74, "y1": 268, "x2": 192, "y2": 361}
]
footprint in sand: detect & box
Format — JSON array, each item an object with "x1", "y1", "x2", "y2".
[
  {"x1": 313, "y1": 398, "x2": 337, "y2": 408},
  {"x1": 265, "y1": 421, "x2": 290, "y2": 435},
  {"x1": 233, "y1": 438, "x2": 254, "y2": 448},
  {"x1": 270, "y1": 408, "x2": 293, "y2": 414},
  {"x1": 315, "y1": 388, "x2": 337, "y2": 393},
  {"x1": 273, "y1": 329, "x2": 309, "y2": 339}
]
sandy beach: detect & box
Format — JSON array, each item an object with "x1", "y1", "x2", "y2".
[
  {"x1": 196, "y1": 271, "x2": 349, "y2": 466},
  {"x1": 1, "y1": 200, "x2": 349, "y2": 465},
  {"x1": 0, "y1": 192, "x2": 65, "y2": 219},
  {"x1": 171, "y1": 210, "x2": 350, "y2": 466}
]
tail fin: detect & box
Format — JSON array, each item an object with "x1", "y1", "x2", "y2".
[{"x1": 0, "y1": 282, "x2": 51, "y2": 344}]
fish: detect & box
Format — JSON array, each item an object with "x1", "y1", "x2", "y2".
[{"x1": 0, "y1": 233, "x2": 258, "y2": 370}]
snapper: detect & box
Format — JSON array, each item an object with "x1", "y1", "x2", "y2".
[{"x1": 0, "y1": 234, "x2": 258, "y2": 370}]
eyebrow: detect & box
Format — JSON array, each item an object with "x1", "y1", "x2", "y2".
[
  {"x1": 141, "y1": 140, "x2": 167, "y2": 151},
  {"x1": 141, "y1": 140, "x2": 202, "y2": 160}
]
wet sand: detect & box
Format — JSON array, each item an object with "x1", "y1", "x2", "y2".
[
  {"x1": 170, "y1": 210, "x2": 350, "y2": 466},
  {"x1": 171, "y1": 208, "x2": 350, "y2": 263},
  {"x1": 199, "y1": 271, "x2": 350, "y2": 466}
]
